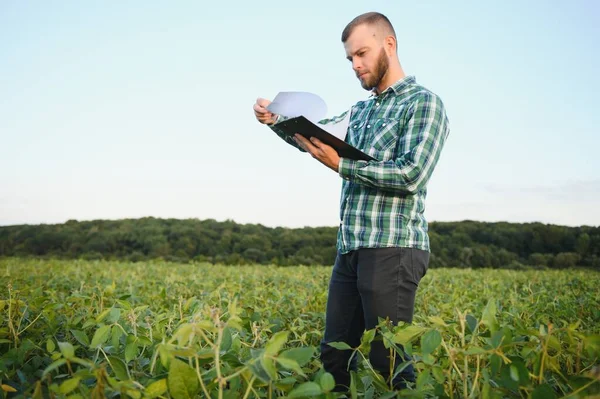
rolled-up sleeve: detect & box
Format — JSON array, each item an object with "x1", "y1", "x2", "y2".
[{"x1": 338, "y1": 93, "x2": 449, "y2": 194}]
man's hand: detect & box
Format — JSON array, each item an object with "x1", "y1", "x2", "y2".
[
  {"x1": 293, "y1": 134, "x2": 341, "y2": 173},
  {"x1": 253, "y1": 98, "x2": 278, "y2": 125}
]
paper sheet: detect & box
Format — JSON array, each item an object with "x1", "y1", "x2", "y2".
[
  {"x1": 267, "y1": 91, "x2": 350, "y2": 140},
  {"x1": 267, "y1": 91, "x2": 327, "y2": 124},
  {"x1": 319, "y1": 111, "x2": 351, "y2": 141}
]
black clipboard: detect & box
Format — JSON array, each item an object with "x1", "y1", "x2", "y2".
[{"x1": 275, "y1": 116, "x2": 375, "y2": 161}]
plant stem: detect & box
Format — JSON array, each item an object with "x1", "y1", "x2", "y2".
[
  {"x1": 242, "y1": 375, "x2": 256, "y2": 399},
  {"x1": 195, "y1": 356, "x2": 211, "y2": 399}
]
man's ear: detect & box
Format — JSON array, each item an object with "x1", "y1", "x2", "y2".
[{"x1": 385, "y1": 35, "x2": 397, "y2": 55}]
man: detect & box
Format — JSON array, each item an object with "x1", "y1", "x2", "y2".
[{"x1": 253, "y1": 12, "x2": 449, "y2": 391}]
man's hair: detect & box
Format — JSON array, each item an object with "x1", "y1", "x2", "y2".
[{"x1": 341, "y1": 12, "x2": 396, "y2": 43}]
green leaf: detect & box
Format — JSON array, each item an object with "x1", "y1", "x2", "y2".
[
  {"x1": 482, "y1": 299, "x2": 499, "y2": 333},
  {"x1": 394, "y1": 325, "x2": 427, "y2": 345},
  {"x1": 392, "y1": 360, "x2": 412, "y2": 381},
  {"x1": 106, "y1": 308, "x2": 121, "y2": 323},
  {"x1": 432, "y1": 365, "x2": 445, "y2": 383},
  {"x1": 159, "y1": 344, "x2": 171, "y2": 368},
  {"x1": 327, "y1": 341, "x2": 352, "y2": 350},
  {"x1": 275, "y1": 357, "x2": 305, "y2": 377},
  {"x1": 168, "y1": 358, "x2": 199, "y2": 399},
  {"x1": 125, "y1": 342, "x2": 137, "y2": 363},
  {"x1": 46, "y1": 338, "x2": 56, "y2": 353},
  {"x1": 82, "y1": 319, "x2": 96, "y2": 329},
  {"x1": 145, "y1": 379, "x2": 168, "y2": 398},
  {"x1": 416, "y1": 369, "x2": 432, "y2": 391},
  {"x1": 583, "y1": 334, "x2": 600, "y2": 354},
  {"x1": 70, "y1": 330, "x2": 90, "y2": 347},
  {"x1": 125, "y1": 388, "x2": 142, "y2": 399},
  {"x1": 361, "y1": 329, "x2": 376, "y2": 345},
  {"x1": 288, "y1": 382, "x2": 322, "y2": 398},
  {"x1": 96, "y1": 308, "x2": 111, "y2": 323},
  {"x1": 265, "y1": 331, "x2": 289, "y2": 356},
  {"x1": 422, "y1": 353, "x2": 436, "y2": 365},
  {"x1": 319, "y1": 372, "x2": 335, "y2": 392},
  {"x1": 260, "y1": 356, "x2": 278, "y2": 380},
  {"x1": 359, "y1": 329, "x2": 376, "y2": 353},
  {"x1": 42, "y1": 359, "x2": 66, "y2": 378},
  {"x1": 280, "y1": 347, "x2": 315, "y2": 367},
  {"x1": 466, "y1": 314, "x2": 478, "y2": 333},
  {"x1": 382, "y1": 331, "x2": 396, "y2": 349},
  {"x1": 428, "y1": 316, "x2": 448, "y2": 328},
  {"x1": 58, "y1": 377, "x2": 80, "y2": 394},
  {"x1": 491, "y1": 330, "x2": 504, "y2": 348},
  {"x1": 248, "y1": 359, "x2": 271, "y2": 383},
  {"x1": 350, "y1": 371, "x2": 358, "y2": 398},
  {"x1": 117, "y1": 299, "x2": 132, "y2": 310},
  {"x1": 531, "y1": 384, "x2": 557, "y2": 399},
  {"x1": 226, "y1": 297, "x2": 243, "y2": 330},
  {"x1": 108, "y1": 356, "x2": 129, "y2": 381},
  {"x1": 58, "y1": 341, "x2": 75, "y2": 359},
  {"x1": 220, "y1": 327, "x2": 232, "y2": 352},
  {"x1": 111, "y1": 325, "x2": 122, "y2": 348},
  {"x1": 465, "y1": 346, "x2": 487, "y2": 355},
  {"x1": 509, "y1": 365, "x2": 519, "y2": 382},
  {"x1": 90, "y1": 325, "x2": 111, "y2": 348},
  {"x1": 421, "y1": 329, "x2": 442, "y2": 355},
  {"x1": 174, "y1": 324, "x2": 194, "y2": 345}
]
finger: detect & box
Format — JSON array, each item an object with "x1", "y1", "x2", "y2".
[
  {"x1": 295, "y1": 134, "x2": 319, "y2": 154},
  {"x1": 253, "y1": 103, "x2": 268, "y2": 114},
  {"x1": 256, "y1": 111, "x2": 273, "y2": 119},
  {"x1": 310, "y1": 137, "x2": 334, "y2": 155},
  {"x1": 257, "y1": 98, "x2": 271, "y2": 108},
  {"x1": 310, "y1": 137, "x2": 323, "y2": 147}
]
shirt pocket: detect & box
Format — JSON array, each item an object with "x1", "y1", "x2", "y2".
[
  {"x1": 370, "y1": 118, "x2": 400, "y2": 152},
  {"x1": 346, "y1": 119, "x2": 366, "y2": 147}
]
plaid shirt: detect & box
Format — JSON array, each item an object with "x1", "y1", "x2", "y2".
[{"x1": 270, "y1": 76, "x2": 450, "y2": 253}]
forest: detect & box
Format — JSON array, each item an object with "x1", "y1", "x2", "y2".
[{"x1": 0, "y1": 217, "x2": 598, "y2": 269}]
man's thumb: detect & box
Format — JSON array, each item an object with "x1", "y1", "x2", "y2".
[{"x1": 257, "y1": 97, "x2": 271, "y2": 108}]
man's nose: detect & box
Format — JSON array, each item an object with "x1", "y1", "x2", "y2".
[{"x1": 352, "y1": 58, "x2": 362, "y2": 72}]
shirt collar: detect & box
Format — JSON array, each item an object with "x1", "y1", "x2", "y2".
[{"x1": 370, "y1": 75, "x2": 416, "y2": 98}]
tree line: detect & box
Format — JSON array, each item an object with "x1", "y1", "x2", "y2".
[{"x1": 0, "y1": 217, "x2": 598, "y2": 269}]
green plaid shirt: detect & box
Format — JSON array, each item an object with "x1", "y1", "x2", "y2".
[{"x1": 270, "y1": 75, "x2": 450, "y2": 253}]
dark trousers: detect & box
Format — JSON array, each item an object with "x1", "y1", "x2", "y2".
[{"x1": 319, "y1": 247, "x2": 429, "y2": 391}]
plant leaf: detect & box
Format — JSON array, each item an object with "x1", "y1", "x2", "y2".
[
  {"x1": 168, "y1": 358, "x2": 199, "y2": 399},
  {"x1": 288, "y1": 382, "x2": 322, "y2": 398}
]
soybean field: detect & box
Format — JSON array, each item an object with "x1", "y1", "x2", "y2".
[{"x1": 0, "y1": 259, "x2": 598, "y2": 398}]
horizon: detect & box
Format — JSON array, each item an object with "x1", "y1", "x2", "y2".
[
  {"x1": 0, "y1": 215, "x2": 596, "y2": 230},
  {"x1": 1, "y1": 1, "x2": 598, "y2": 228}
]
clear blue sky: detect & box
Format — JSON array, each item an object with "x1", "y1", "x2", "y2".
[{"x1": 1, "y1": 1, "x2": 598, "y2": 228}]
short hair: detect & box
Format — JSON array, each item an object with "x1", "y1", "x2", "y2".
[{"x1": 341, "y1": 12, "x2": 396, "y2": 43}]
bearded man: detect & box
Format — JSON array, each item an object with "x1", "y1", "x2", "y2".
[{"x1": 253, "y1": 12, "x2": 450, "y2": 391}]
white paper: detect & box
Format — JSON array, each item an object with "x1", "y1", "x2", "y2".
[
  {"x1": 319, "y1": 111, "x2": 351, "y2": 141},
  {"x1": 267, "y1": 91, "x2": 327, "y2": 124}
]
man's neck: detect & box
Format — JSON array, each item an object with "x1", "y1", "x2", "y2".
[{"x1": 375, "y1": 65, "x2": 405, "y2": 95}]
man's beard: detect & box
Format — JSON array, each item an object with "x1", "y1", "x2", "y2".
[{"x1": 359, "y1": 48, "x2": 389, "y2": 91}]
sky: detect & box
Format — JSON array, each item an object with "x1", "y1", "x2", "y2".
[{"x1": 1, "y1": 1, "x2": 599, "y2": 228}]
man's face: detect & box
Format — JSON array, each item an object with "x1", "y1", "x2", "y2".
[{"x1": 344, "y1": 24, "x2": 389, "y2": 91}]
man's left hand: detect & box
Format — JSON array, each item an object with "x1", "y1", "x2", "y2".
[{"x1": 293, "y1": 134, "x2": 340, "y2": 173}]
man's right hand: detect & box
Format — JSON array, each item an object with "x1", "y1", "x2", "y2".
[{"x1": 253, "y1": 98, "x2": 278, "y2": 125}]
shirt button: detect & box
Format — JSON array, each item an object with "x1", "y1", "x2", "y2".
[
  {"x1": 376, "y1": 102, "x2": 380, "y2": 106},
  {"x1": 353, "y1": 125, "x2": 357, "y2": 128},
  {"x1": 382, "y1": 123, "x2": 386, "y2": 126},
  {"x1": 367, "y1": 124, "x2": 370, "y2": 128}
]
